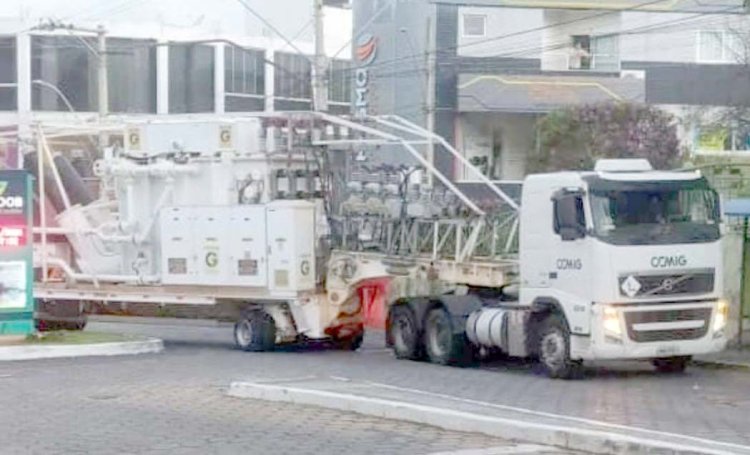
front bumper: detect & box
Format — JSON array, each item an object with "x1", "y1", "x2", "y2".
[{"x1": 573, "y1": 301, "x2": 728, "y2": 361}]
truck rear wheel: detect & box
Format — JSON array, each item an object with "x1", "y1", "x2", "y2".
[
  {"x1": 424, "y1": 308, "x2": 472, "y2": 366},
  {"x1": 36, "y1": 300, "x2": 88, "y2": 332},
  {"x1": 653, "y1": 356, "x2": 690, "y2": 373},
  {"x1": 389, "y1": 305, "x2": 421, "y2": 360},
  {"x1": 537, "y1": 314, "x2": 583, "y2": 379},
  {"x1": 234, "y1": 310, "x2": 276, "y2": 352}
]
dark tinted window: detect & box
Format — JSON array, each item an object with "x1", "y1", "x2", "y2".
[
  {"x1": 224, "y1": 45, "x2": 265, "y2": 112},
  {"x1": 107, "y1": 38, "x2": 157, "y2": 113},
  {"x1": 0, "y1": 37, "x2": 16, "y2": 111},
  {"x1": 274, "y1": 52, "x2": 311, "y2": 100},
  {"x1": 169, "y1": 44, "x2": 214, "y2": 113},
  {"x1": 32, "y1": 36, "x2": 96, "y2": 112},
  {"x1": 329, "y1": 59, "x2": 351, "y2": 104}
]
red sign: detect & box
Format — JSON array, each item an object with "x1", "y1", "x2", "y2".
[{"x1": 0, "y1": 226, "x2": 26, "y2": 247}]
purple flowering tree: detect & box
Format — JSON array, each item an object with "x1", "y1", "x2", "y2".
[{"x1": 528, "y1": 103, "x2": 681, "y2": 172}]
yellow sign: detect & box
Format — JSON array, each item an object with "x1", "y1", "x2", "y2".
[{"x1": 698, "y1": 128, "x2": 728, "y2": 151}]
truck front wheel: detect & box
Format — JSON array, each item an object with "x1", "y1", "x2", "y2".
[
  {"x1": 234, "y1": 310, "x2": 276, "y2": 352},
  {"x1": 537, "y1": 314, "x2": 583, "y2": 379},
  {"x1": 653, "y1": 356, "x2": 690, "y2": 373}
]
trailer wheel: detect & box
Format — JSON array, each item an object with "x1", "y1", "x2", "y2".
[
  {"x1": 424, "y1": 308, "x2": 472, "y2": 366},
  {"x1": 335, "y1": 331, "x2": 364, "y2": 351},
  {"x1": 537, "y1": 314, "x2": 583, "y2": 379},
  {"x1": 234, "y1": 310, "x2": 276, "y2": 352},
  {"x1": 389, "y1": 305, "x2": 421, "y2": 360},
  {"x1": 653, "y1": 356, "x2": 690, "y2": 374}
]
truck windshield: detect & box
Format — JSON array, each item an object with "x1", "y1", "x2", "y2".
[{"x1": 589, "y1": 180, "x2": 720, "y2": 245}]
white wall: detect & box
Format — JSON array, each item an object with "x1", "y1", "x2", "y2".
[
  {"x1": 457, "y1": 7, "x2": 544, "y2": 59},
  {"x1": 457, "y1": 112, "x2": 534, "y2": 181},
  {"x1": 456, "y1": 5, "x2": 748, "y2": 66},
  {"x1": 541, "y1": 9, "x2": 622, "y2": 70}
]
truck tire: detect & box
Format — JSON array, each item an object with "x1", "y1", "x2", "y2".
[
  {"x1": 389, "y1": 305, "x2": 421, "y2": 360},
  {"x1": 537, "y1": 314, "x2": 583, "y2": 379},
  {"x1": 653, "y1": 356, "x2": 690, "y2": 373},
  {"x1": 423, "y1": 308, "x2": 472, "y2": 366},
  {"x1": 234, "y1": 310, "x2": 276, "y2": 352},
  {"x1": 36, "y1": 300, "x2": 88, "y2": 332}
]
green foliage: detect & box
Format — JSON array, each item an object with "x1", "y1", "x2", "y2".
[{"x1": 529, "y1": 103, "x2": 681, "y2": 172}]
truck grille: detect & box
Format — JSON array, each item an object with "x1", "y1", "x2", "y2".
[
  {"x1": 619, "y1": 270, "x2": 714, "y2": 298},
  {"x1": 624, "y1": 307, "x2": 712, "y2": 342}
]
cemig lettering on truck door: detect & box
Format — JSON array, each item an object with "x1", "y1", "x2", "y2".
[{"x1": 556, "y1": 258, "x2": 582, "y2": 270}]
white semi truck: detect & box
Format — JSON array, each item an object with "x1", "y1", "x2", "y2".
[{"x1": 27, "y1": 113, "x2": 727, "y2": 378}]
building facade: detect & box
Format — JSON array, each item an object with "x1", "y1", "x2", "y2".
[
  {"x1": 352, "y1": 0, "x2": 750, "y2": 181},
  {"x1": 0, "y1": 0, "x2": 353, "y2": 163}
]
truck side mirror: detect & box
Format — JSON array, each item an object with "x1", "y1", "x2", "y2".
[{"x1": 554, "y1": 192, "x2": 586, "y2": 241}]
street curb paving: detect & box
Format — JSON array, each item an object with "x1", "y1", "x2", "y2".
[
  {"x1": 228, "y1": 381, "x2": 747, "y2": 455},
  {"x1": 0, "y1": 338, "x2": 164, "y2": 361}
]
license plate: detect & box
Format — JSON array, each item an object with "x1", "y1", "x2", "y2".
[{"x1": 656, "y1": 345, "x2": 680, "y2": 356}]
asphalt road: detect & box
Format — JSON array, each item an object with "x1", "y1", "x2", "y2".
[
  {"x1": 3, "y1": 318, "x2": 749, "y2": 454},
  {"x1": 0, "y1": 320, "x2": 574, "y2": 455}
]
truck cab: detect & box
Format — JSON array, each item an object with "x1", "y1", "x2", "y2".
[{"x1": 520, "y1": 159, "x2": 728, "y2": 370}]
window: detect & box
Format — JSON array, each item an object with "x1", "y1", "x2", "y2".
[
  {"x1": 107, "y1": 39, "x2": 156, "y2": 113},
  {"x1": 274, "y1": 52, "x2": 312, "y2": 111},
  {"x1": 169, "y1": 44, "x2": 214, "y2": 113},
  {"x1": 567, "y1": 35, "x2": 619, "y2": 71},
  {"x1": 590, "y1": 181, "x2": 720, "y2": 245},
  {"x1": 328, "y1": 59, "x2": 352, "y2": 104},
  {"x1": 462, "y1": 14, "x2": 486, "y2": 38},
  {"x1": 32, "y1": 36, "x2": 97, "y2": 112},
  {"x1": 0, "y1": 37, "x2": 16, "y2": 111},
  {"x1": 553, "y1": 192, "x2": 585, "y2": 240},
  {"x1": 698, "y1": 31, "x2": 741, "y2": 63},
  {"x1": 225, "y1": 45, "x2": 266, "y2": 112}
]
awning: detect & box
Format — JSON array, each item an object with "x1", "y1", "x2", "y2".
[{"x1": 457, "y1": 73, "x2": 645, "y2": 113}]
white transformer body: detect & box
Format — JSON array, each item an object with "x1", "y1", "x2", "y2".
[{"x1": 159, "y1": 201, "x2": 315, "y2": 294}]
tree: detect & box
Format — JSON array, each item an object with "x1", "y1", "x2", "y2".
[{"x1": 527, "y1": 102, "x2": 681, "y2": 173}]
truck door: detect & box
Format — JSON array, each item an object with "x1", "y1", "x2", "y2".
[{"x1": 547, "y1": 190, "x2": 592, "y2": 335}]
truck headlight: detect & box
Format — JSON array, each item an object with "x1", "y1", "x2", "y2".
[
  {"x1": 603, "y1": 306, "x2": 622, "y2": 338},
  {"x1": 713, "y1": 299, "x2": 729, "y2": 334}
]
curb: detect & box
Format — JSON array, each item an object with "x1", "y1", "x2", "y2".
[
  {"x1": 0, "y1": 338, "x2": 164, "y2": 361},
  {"x1": 228, "y1": 381, "x2": 748, "y2": 455},
  {"x1": 692, "y1": 360, "x2": 750, "y2": 371}
]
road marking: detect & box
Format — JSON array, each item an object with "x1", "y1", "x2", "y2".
[
  {"x1": 428, "y1": 444, "x2": 557, "y2": 454},
  {"x1": 363, "y1": 380, "x2": 750, "y2": 453}
]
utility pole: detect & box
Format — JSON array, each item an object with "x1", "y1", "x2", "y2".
[
  {"x1": 97, "y1": 25, "x2": 108, "y2": 121},
  {"x1": 425, "y1": 17, "x2": 435, "y2": 187},
  {"x1": 97, "y1": 25, "x2": 109, "y2": 148},
  {"x1": 313, "y1": 0, "x2": 328, "y2": 112}
]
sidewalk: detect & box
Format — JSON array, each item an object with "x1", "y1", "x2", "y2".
[{"x1": 229, "y1": 376, "x2": 750, "y2": 455}]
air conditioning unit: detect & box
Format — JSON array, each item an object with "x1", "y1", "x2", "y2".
[{"x1": 621, "y1": 70, "x2": 645, "y2": 80}]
